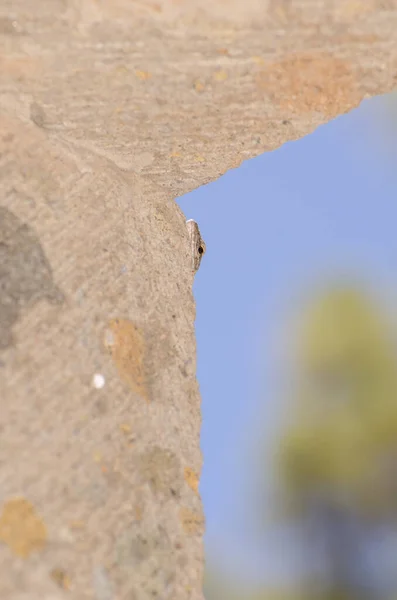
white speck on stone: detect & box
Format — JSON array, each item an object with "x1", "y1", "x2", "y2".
[{"x1": 92, "y1": 373, "x2": 105, "y2": 389}]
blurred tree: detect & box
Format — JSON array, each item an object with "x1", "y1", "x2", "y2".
[
  {"x1": 275, "y1": 285, "x2": 397, "y2": 599},
  {"x1": 204, "y1": 285, "x2": 397, "y2": 600}
]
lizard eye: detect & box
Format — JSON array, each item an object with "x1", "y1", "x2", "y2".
[{"x1": 198, "y1": 246, "x2": 204, "y2": 255}]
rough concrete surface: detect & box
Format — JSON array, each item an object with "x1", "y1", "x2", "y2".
[{"x1": 0, "y1": 0, "x2": 396, "y2": 598}]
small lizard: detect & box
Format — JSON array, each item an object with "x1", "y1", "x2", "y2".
[{"x1": 186, "y1": 219, "x2": 206, "y2": 273}]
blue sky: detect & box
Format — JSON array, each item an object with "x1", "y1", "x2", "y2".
[{"x1": 177, "y1": 93, "x2": 397, "y2": 589}]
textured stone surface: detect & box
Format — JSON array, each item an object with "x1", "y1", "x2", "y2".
[{"x1": 0, "y1": 0, "x2": 397, "y2": 598}]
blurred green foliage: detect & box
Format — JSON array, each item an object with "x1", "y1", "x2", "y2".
[{"x1": 277, "y1": 286, "x2": 397, "y2": 518}]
